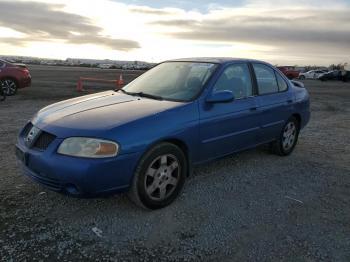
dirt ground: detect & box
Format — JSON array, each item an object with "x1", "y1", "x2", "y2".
[{"x1": 0, "y1": 65, "x2": 349, "y2": 261}]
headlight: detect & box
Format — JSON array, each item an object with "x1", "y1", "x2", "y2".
[{"x1": 57, "y1": 137, "x2": 119, "y2": 158}]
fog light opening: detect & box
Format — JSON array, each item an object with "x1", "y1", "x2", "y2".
[{"x1": 64, "y1": 184, "x2": 80, "y2": 195}]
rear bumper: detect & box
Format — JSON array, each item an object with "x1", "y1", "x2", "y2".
[
  {"x1": 18, "y1": 75, "x2": 31, "y2": 89},
  {"x1": 301, "y1": 109, "x2": 311, "y2": 130}
]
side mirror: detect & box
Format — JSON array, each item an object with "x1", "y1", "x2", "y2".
[{"x1": 206, "y1": 90, "x2": 235, "y2": 103}]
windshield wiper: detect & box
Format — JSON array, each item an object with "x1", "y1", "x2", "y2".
[
  {"x1": 118, "y1": 89, "x2": 164, "y2": 100},
  {"x1": 117, "y1": 89, "x2": 128, "y2": 94},
  {"x1": 135, "y1": 92, "x2": 164, "y2": 100}
]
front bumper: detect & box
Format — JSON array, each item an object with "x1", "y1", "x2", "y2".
[{"x1": 16, "y1": 137, "x2": 142, "y2": 197}]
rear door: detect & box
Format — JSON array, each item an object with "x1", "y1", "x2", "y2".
[
  {"x1": 252, "y1": 63, "x2": 294, "y2": 143},
  {"x1": 306, "y1": 71, "x2": 315, "y2": 79},
  {"x1": 314, "y1": 70, "x2": 321, "y2": 78},
  {"x1": 198, "y1": 63, "x2": 260, "y2": 161}
]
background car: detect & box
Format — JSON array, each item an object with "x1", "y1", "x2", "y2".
[
  {"x1": 277, "y1": 66, "x2": 300, "y2": 79},
  {"x1": 342, "y1": 71, "x2": 350, "y2": 82},
  {"x1": 299, "y1": 70, "x2": 327, "y2": 80},
  {"x1": 0, "y1": 83, "x2": 5, "y2": 101},
  {"x1": 318, "y1": 70, "x2": 342, "y2": 81},
  {"x1": 0, "y1": 59, "x2": 31, "y2": 96}
]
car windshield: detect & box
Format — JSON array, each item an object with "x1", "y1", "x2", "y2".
[{"x1": 122, "y1": 62, "x2": 218, "y2": 101}]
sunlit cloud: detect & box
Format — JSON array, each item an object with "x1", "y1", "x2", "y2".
[
  {"x1": 0, "y1": 1, "x2": 140, "y2": 50},
  {"x1": 0, "y1": 0, "x2": 349, "y2": 65}
]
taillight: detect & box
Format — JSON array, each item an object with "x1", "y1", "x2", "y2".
[{"x1": 18, "y1": 67, "x2": 29, "y2": 73}]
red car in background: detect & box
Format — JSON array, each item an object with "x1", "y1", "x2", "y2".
[
  {"x1": 0, "y1": 59, "x2": 31, "y2": 96},
  {"x1": 277, "y1": 66, "x2": 300, "y2": 80}
]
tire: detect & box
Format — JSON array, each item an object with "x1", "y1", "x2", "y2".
[
  {"x1": 128, "y1": 142, "x2": 187, "y2": 210},
  {"x1": 0, "y1": 85, "x2": 5, "y2": 101},
  {"x1": 299, "y1": 75, "x2": 305, "y2": 80},
  {"x1": 271, "y1": 117, "x2": 300, "y2": 156},
  {"x1": 2, "y1": 78, "x2": 18, "y2": 96}
]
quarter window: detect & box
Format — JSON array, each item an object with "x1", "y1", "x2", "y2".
[
  {"x1": 213, "y1": 63, "x2": 253, "y2": 99},
  {"x1": 276, "y1": 72, "x2": 288, "y2": 92},
  {"x1": 253, "y1": 64, "x2": 279, "y2": 95}
]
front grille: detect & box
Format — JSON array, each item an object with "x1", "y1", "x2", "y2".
[
  {"x1": 33, "y1": 131, "x2": 56, "y2": 150},
  {"x1": 20, "y1": 122, "x2": 56, "y2": 151},
  {"x1": 21, "y1": 122, "x2": 33, "y2": 137}
]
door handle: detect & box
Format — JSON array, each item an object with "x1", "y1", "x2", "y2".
[{"x1": 250, "y1": 107, "x2": 258, "y2": 111}]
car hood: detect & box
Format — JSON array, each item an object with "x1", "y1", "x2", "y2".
[{"x1": 32, "y1": 91, "x2": 183, "y2": 137}]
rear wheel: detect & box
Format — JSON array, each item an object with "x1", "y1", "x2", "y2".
[
  {"x1": 299, "y1": 75, "x2": 305, "y2": 80},
  {"x1": 2, "y1": 78, "x2": 18, "y2": 96},
  {"x1": 128, "y1": 143, "x2": 187, "y2": 209},
  {"x1": 271, "y1": 117, "x2": 300, "y2": 156}
]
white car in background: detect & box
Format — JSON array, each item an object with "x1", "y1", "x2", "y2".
[
  {"x1": 299, "y1": 70, "x2": 328, "y2": 80},
  {"x1": 98, "y1": 64, "x2": 114, "y2": 69}
]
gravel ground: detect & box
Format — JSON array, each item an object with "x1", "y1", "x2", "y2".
[{"x1": 0, "y1": 65, "x2": 349, "y2": 261}]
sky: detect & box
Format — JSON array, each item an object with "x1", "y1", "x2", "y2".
[{"x1": 0, "y1": 0, "x2": 349, "y2": 65}]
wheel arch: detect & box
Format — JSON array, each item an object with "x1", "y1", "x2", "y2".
[
  {"x1": 139, "y1": 138, "x2": 192, "y2": 177},
  {"x1": 159, "y1": 138, "x2": 192, "y2": 177},
  {"x1": 291, "y1": 113, "x2": 301, "y2": 127},
  {"x1": 0, "y1": 76, "x2": 19, "y2": 86}
]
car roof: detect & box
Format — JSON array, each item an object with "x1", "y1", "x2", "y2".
[{"x1": 165, "y1": 57, "x2": 271, "y2": 65}]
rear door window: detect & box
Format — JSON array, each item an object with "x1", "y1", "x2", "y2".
[
  {"x1": 275, "y1": 72, "x2": 288, "y2": 92},
  {"x1": 253, "y1": 64, "x2": 279, "y2": 95}
]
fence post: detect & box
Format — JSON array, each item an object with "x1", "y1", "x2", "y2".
[
  {"x1": 76, "y1": 77, "x2": 83, "y2": 92},
  {"x1": 116, "y1": 74, "x2": 124, "y2": 89}
]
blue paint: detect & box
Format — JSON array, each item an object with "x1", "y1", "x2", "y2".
[{"x1": 16, "y1": 58, "x2": 310, "y2": 196}]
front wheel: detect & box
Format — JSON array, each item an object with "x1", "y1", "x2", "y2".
[
  {"x1": 0, "y1": 83, "x2": 6, "y2": 101},
  {"x1": 299, "y1": 75, "x2": 306, "y2": 80},
  {"x1": 128, "y1": 143, "x2": 187, "y2": 209},
  {"x1": 271, "y1": 117, "x2": 300, "y2": 156}
]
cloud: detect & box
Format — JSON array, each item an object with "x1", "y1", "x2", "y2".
[
  {"x1": 148, "y1": 19, "x2": 199, "y2": 27},
  {"x1": 150, "y1": 7, "x2": 350, "y2": 62},
  {"x1": 1, "y1": 0, "x2": 349, "y2": 64},
  {"x1": 0, "y1": 37, "x2": 29, "y2": 47},
  {"x1": 129, "y1": 6, "x2": 174, "y2": 15},
  {"x1": 0, "y1": 1, "x2": 140, "y2": 50},
  {"x1": 66, "y1": 35, "x2": 140, "y2": 51}
]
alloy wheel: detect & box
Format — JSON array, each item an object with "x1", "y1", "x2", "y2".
[
  {"x1": 2, "y1": 79, "x2": 17, "y2": 96},
  {"x1": 282, "y1": 122, "x2": 296, "y2": 151},
  {"x1": 144, "y1": 154, "x2": 180, "y2": 201}
]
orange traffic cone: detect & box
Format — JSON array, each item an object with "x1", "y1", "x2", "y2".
[
  {"x1": 77, "y1": 78, "x2": 83, "y2": 92},
  {"x1": 116, "y1": 74, "x2": 124, "y2": 89}
]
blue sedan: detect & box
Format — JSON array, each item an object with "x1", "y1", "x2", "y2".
[{"x1": 16, "y1": 58, "x2": 310, "y2": 209}]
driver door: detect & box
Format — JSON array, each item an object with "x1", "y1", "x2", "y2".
[{"x1": 198, "y1": 63, "x2": 260, "y2": 161}]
